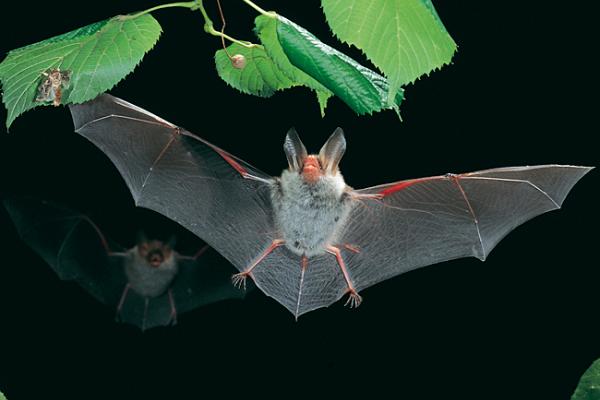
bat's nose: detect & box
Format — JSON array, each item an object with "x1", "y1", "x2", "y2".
[
  {"x1": 303, "y1": 155, "x2": 320, "y2": 169},
  {"x1": 301, "y1": 155, "x2": 322, "y2": 183}
]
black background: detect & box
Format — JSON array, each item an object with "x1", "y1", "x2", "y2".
[{"x1": 0, "y1": 1, "x2": 598, "y2": 398}]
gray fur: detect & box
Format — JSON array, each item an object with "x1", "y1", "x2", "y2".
[
  {"x1": 124, "y1": 247, "x2": 179, "y2": 298},
  {"x1": 272, "y1": 169, "x2": 353, "y2": 256}
]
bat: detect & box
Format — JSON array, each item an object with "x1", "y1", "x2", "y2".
[
  {"x1": 3, "y1": 198, "x2": 246, "y2": 330},
  {"x1": 69, "y1": 94, "x2": 592, "y2": 318}
]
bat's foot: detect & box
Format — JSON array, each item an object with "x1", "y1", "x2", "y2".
[
  {"x1": 344, "y1": 290, "x2": 363, "y2": 308},
  {"x1": 115, "y1": 284, "x2": 130, "y2": 323},
  {"x1": 232, "y1": 272, "x2": 250, "y2": 290},
  {"x1": 233, "y1": 239, "x2": 284, "y2": 290},
  {"x1": 327, "y1": 245, "x2": 362, "y2": 309}
]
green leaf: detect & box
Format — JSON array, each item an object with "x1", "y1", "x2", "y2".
[
  {"x1": 216, "y1": 14, "x2": 402, "y2": 117},
  {"x1": 0, "y1": 14, "x2": 162, "y2": 128},
  {"x1": 0, "y1": 390, "x2": 5, "y2": 400},
  {"x1": 572, "y1": 358, "x2": 600, "y2": 400},
  {"x1": 321, "y1": 0, "x2": 456, "y2": 103},
  {"x1": 255, "y1": 15, "x2": 332, "y2": 116},
  {"x1": 315, "y1": 90, "x2": 331, "y2": 117},
  {"x1": 215, "y1": 43, "x2": 295, "y2": 97},
  {"x1": 215, "y1": 17, "x2": 334, "y2": 117},
  {"x1": 274, "y1": 15, "x2": 403, "y2": 115}
]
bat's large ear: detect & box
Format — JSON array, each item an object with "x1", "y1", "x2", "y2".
[
  {"x1": 165, "y1": 235, "x2": 176, "y2": 250},
  {"x1": 284, "y1": 127, "x2": 307, "y2": 171},
  {"x1": 136, "y1": 231, "x2": 148, "y2": 246},
  {"x1": 319, "y1": 127, "x2": 346, "y2": 173}
]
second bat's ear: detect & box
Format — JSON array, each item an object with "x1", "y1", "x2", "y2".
[
  {"x1": 284, "y1": 127, "x2": 307, "y2": 171},
  {"x1": 165, "y1": 235, "x2": 176, "y2": 250},
  {"x1": 319, "y1": 127, "x2": 346, "y2": 173},
  {"x1": 136, "y1": 231, "x2": 148, "y2": 246}
]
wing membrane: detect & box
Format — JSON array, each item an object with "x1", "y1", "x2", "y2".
[
  {"x1": 347, "y1": 165, "x2": 592, "y2": 291},
  {"x1": 70, "y1": 94, "x2": 278, "y2": 277}
]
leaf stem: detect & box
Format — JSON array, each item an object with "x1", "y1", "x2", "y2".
[
  {"x1": 196, "y1": 0, "x2": 258, "y2": 48},
  {"x1": 126, "y1": 0, "x2": 265, "y2": 48},
  {"x1": 241, "y1": 0, "x2": 277, "y2": 17},
  {"x1": 215, "y1": 0, "x2": 232, "y2": 58},
  {"x1": 126, "y1": 1, "x2": 200, "y2": 19}
]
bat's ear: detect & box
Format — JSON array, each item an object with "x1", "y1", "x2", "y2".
[
  {"x1": 165, "y1": 235, "x2": 176, "y2": 250},
  {"x1": 319, "y1": 127, "x2": 346, "y2": 173},
  {"x1": 136, "y1": 230, "x2": 148, "y2": 245},
  {"x1": 284, "y1": 127, "x2": 307, "y2": 171}
]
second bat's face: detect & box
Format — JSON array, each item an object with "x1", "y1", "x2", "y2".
[
  {"x1": 272, "y1": 129, "x2": 354, "y2": 257},
  {"x1": 136, "y1": 239, "x2": 174, "y2": 268}
]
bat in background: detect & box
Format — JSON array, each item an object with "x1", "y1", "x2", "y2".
[
  {"x1": 69, "y1": 94, "x2": 592, "y2": 318},
  {"x1": 3, "y1": 198, "x2": 246, "y2": 330}
]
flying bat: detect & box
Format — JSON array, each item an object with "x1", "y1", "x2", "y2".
[
  {"x1": 4, "y1": 198, "x2": 245, "y2": 330},
  {"x1": 69, "y1": 94, "x2": 592, "y2": 318}
]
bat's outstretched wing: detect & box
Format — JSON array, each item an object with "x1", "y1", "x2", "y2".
[
  {"x1": 69, "y1": 94, "x2": 278, "y2": 287},
  {"x1": 70, "y1": 95, "x2": 316, "y2": 316},
  {"x1": 3, "y1": 198, "x2": 126, "y2": 305},
  {"x1": 220, "y1": 165, "x2": 592, "y2": 317},
  {"x1": 338, "y1": 165, "x2": 592, "y2": 293}
]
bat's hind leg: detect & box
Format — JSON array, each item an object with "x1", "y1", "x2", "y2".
[
  {"x1": 232, "y1": 239, "x2": 285, "y2": 290},
  {"x1": 326, "y1": 245, "x2": 363, "y2": 308},
  {"x1": 115, "y1": 284, "x2": 131, "y2": 321},
  {"x1": 167, "y1": 288, "x2": 178, "y2": 326}
]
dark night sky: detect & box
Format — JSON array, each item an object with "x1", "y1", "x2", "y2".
[{"x1": 0, "y1": 1, "x2": 598, "y2": 398}]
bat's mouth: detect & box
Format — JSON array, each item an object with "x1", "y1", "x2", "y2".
[
  {"x1": 148, "y1": 251, "x2": 164, "y2": 268},
  {"x1": 301, "y1": 156, "x2": 322, "y2": 182},
  {"x1": 303, "y1": 164, "x2": 319, "y2": 173}
]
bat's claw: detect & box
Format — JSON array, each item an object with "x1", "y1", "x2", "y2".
[
  {"x1": 232, "y1": 272, "x2": 250, "y2": 290},
  {"x1": 344, "y1": 290, "x2": 363, "y2": 308}
]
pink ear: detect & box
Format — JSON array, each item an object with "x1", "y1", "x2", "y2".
[
  {"x1": 318, "y1": 127, "x2": 346, "y2": 173},
  {"x1": 283, "y1": 127, "x2": 307, "y2": 171}
]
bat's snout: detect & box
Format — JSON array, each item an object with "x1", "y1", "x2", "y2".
[
  {"x1": 301, "y1": 155, "x2": 323, "y2": 183},
  {"x1": 148, "y1": 250, "x2": 164, "y2": 268}
]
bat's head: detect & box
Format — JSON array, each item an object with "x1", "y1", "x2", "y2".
[
  {"x1": 136, "y1": 232, "x2": 175, "y2": 268},
  {"x1": 284, "y1": 127, "x2": 346, "y2": 183}
]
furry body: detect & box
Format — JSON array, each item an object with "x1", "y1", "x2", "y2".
[
  {"x1": 124, "y1": 247, "x2": 179, "y2": 297},
  {"x1": 272, "y1": 169, "x2": 353, "y2": 256}
]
